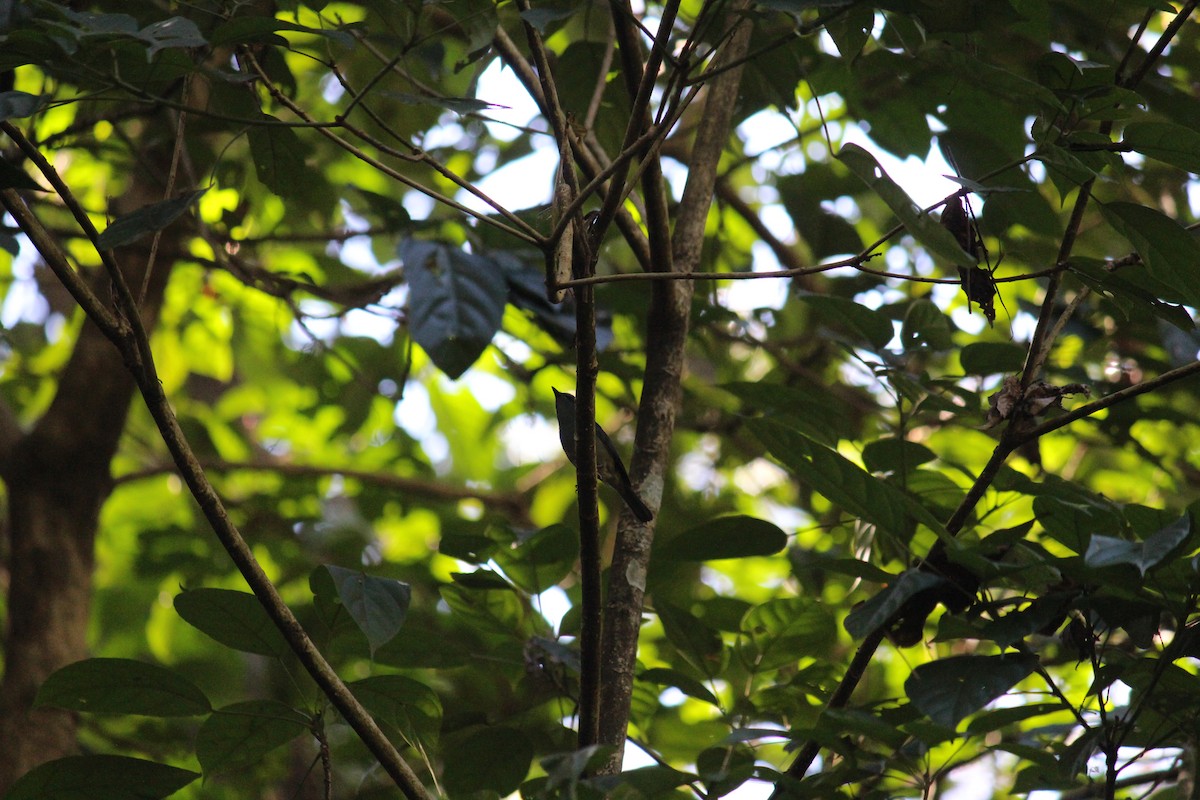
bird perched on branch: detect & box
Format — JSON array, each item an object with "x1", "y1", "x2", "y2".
[{"x1": 553, "y1": 388, "x2": 653, "y2": 523}]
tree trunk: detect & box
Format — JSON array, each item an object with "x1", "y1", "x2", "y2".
[{"x1": 0, "y1": 181, "x2": 179, "y2": 793}]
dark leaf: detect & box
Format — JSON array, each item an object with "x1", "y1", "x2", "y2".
[
  {"x1": 310, "y1": 565, "x2": 410, "y2": 656},
  {"x1": 1084, "y1": 514, "x2": 1191, "y2": 575},
  {"x1": 442, "y1": 726, "x2": 533, "y2": 795},
  {"x1": 844, "y1": 570, "x2": 944, "y2": 638},
  {"x1": 905, "y1": 653, "x2": 1037, "y2": 729},
  {"x1": 35, "y1": 658, "x2": 210, "y2": 717},
  {"x1": 862, "y1": 438, "x2": 937, "y2": 473},
  {"x1": 349, "y1": 675, "x2": 442, "y2": 745},
  {"x1": 657, "y1": 600, "x2": 724, "y2": 674},
  {"x1": 1122, "y1": 121, "x2": 1200, "y2": 174},
  {"x1": 96, "y1": 189, "x2": 207, "y2": 250},
  {"x1": 399, "y1": 239, "x2": 508, "y2": 379},
  {"x1": 658, "y1": 516, "x2": 788, "y2": 561},
  {"x1": 960, "y1": 341, "x2": 1027, "y2": 375},
  {"x1": 248, "y1": 118, "x2": 311, "y2": 199},
  {"x1": 639, "y1": 667, "x2": 720, "y2": 706},
  {"x1": 195, "y1": 700, "x2": 310, "y2": 774},
  {"x1": 749, "y1": 418, "x2": 948, "y2": 543},
  {"x1": 173, "y1": 587, "x2": 290, "y2": 658},
  {"x1": 0, "y1": 90, "x2": 47, "y2": 121},
  {"x1": 4, "y1": 755, "x2": 198, "y2": 800},
  {"x1": 1098, "y1": 202, "x2": 1200, "y2": 309}
]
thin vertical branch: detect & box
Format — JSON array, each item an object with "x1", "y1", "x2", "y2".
[{"x1": 596, "y1": 0, "x2": 755, "y2": 775}]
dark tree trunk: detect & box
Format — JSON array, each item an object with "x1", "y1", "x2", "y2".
[{"x1": 0, "y1": 215, "x2": 177, "y2": 792}]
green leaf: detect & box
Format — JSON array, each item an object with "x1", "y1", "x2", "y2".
[
  {"x1": 965, "y1": 702, "x2": 1063, "y2": 736},
  {"x1": 800, "y1": 294, "x2": 895, "y2": 350},
  {"x1": 0, "y1": 90, "x2": 48, "y2": 121},
  {"x1": 749, "y1": 417, "x2": 948, "y2": 543},
  {"x1": 349, "y1": 675, "x2": 442, "y2": 745},
  {"x1": 1122, "y1": 121, "x2": 1200, "y2": 174},
  {"x1": 960, "y1": 341, "x2": 1027, "y2": 375},
  {"x1": 844, "y1": 569, "x2": 943, "y2": 638},
  {"x1": 492, "y1": 523, "x2": 579, "y2": 594},
  {"x1": 838, "y1": 143, "x2": 977, "y2": 266},
  {"x1": 1098, "y1": 202, "x2": 1200, "y2": 309},
  {"x1": 0, "y1": 156, "x2": 46, "y2": 191},
  {"x1": 310, "y1": 565, "x2": 410, "y2": 657},
  {"x1": 173, "y1": 588, "x2": 290, "y2": 658},
  {"x1": 1084, "y1": 514, "x2": 1191, "y2": 575},
  {"x1": 657, "y1": 600, "x2": 724, "y2": 674},
  {"x1": 861, "y1": 438, "x2": 937, "y2": 474},
  {"x1": 901, "y1": 299, "x2": 953, "y2": 351},
  {"x1": 741, "y1": 597, "x2": 838, "y2": 670},
  {"x1": 905, "y1": 653, "x2": 1037, "y2": 729},
  {"x1": 721, "y1": 381, "x2": 857, "y2": 447},
  {"x1": 639, "y1": 667, "x2": 720, "y2": 706},
  {"x1": 442, "y1": 726, "x2": 533, "y2": 795},
  {"x1": 658, "y1": 516, "x2": 788, "y2": 561},
  {"x1": 136, "y1": 16, "x2": 206, "y2": 58},
  {"x1": 4, "y1": 755, "x2": 198, "y2": 800},
  {"x1": 195, "y1": 700, "x2": 310, "y2": 774},
  {"x1": 35, "y1": 658, "x2": 210, "y2": 717},
  {"x1": 96, "y1": 189, "x2": 207, "y2": 250},
  {"x1": 398, "y1": 239, "x2": 508, "y2": 379},
  {"x1": 248, "y1": 118, "x2": 311, "y2": 199}
]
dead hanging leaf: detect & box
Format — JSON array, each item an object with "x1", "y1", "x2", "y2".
[
  {"x1": 958, "y1": 265, "x2": 997, "y2": 325},
  {"x1": 942, "y1": 195, "x2": 1000, "y2": 326},
  {"x1": 941, "y1": 195, "x2": 981, "y2": 257},
  {"x1": 985, "y1": 378, "x2": 1090, "y2": 429}
]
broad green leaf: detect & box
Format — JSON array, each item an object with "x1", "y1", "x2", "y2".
[
  {"x1": 0, "y1": 157, "x2": 44, "y2": 191},
  {"x1": 657, "y1": 600, "x2": 724, "y2": 674},
  {"x1": 4, "y1": 755, "x2": 198, "y2": 800},
  {"x1": 906, "y1": 653, "x2": 1037, "y2": 729},
  {"x1": 1122, "y1": 121, "x2": 1200, "y2": 174},
  {"x1": 310, "y1": 565, "x2": 410, "y2": 656},
  {"x1": 960, "y1": 341, "x2": 1027, "y2": 375},
  {"x1": 901, "y1": 299, "x2": 953, "y2": 351},
  {"x1": 741, "y1": 597, "x2": 838, "y2": 670},
  {"x1": 398, "y1": 239, "x2": 508, "y2": 379},
  {"x1": 697, "y1": 745, "x2": 755, "y2": 797},
  {"x1": 657, "y1": 516, "x2": 787, "y2": 561},
  {"x1": 1098, "y1": 202, "x2": 1200, "y2": 309},
  {"x1": 442, "y1": 726, "x2": 533, "y2": 795},
  {"x1": 537, "y1": 745, "x2": 615, "y2": 796},
  {"x1": 843, "y1": 569, "x2": 944, "y2": 638},
  {"x1": 173, "y1": 588, "x2": 290, "y2": 658},
  {"x1": 349, "y1": 675, "x2": 442, "y2": 745},
  {"x1": 1084, "y1": 514, "x2": 1191, "y2": 575},
  {"x1": 492, "y1": 523, "x2": 578, "y2": 594},
  {"x1": 0, "y1": 90, "x2": 47, "y2": 121},
  {"x1": 35, "y1": 658, "x2": 210, "y2": 717},
  {"x1": 137, "y1": 16, "x2": 206, "y2": 57},
  {"x1": 248, "y1": 118, "x2": 311, "y2": 199},
  {"x1": 980, "y1": 595, "x2": 1073, "y2": 649},
  {"x1": 965, "y1": 702, "x2": 1064, "y2": 736},
  {"x1": 749, "y1": 417, "x2": 948, "y2": 543},
  {"x1": 721, "y1": 381, "x2": 858, "y2": 447},
  {"x1": 838, "y1": 143, "x2": 977, "y2": 266},
  {"x1": 96, "y1": 189, "x2": 207, "y2": 250},
  {"x1": 800, "y1": 294, "x2": 895, "y2": 349},
  {"x1": 639, "y1": 667, "x2": 720, "y2": 706},
  {"x1": 209, "y1": 16, "x2": 355, "y2": 48},
  {"x1": 862, "y1": 438, "x2": 937, "y2": 474},
  {"x1": 195, "y1": 700, "x2": 310, "y2": 774}
]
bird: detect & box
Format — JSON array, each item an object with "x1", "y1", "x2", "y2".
[{"x1": 552, "y1": 388, "x2": 653, "y2": 523}]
